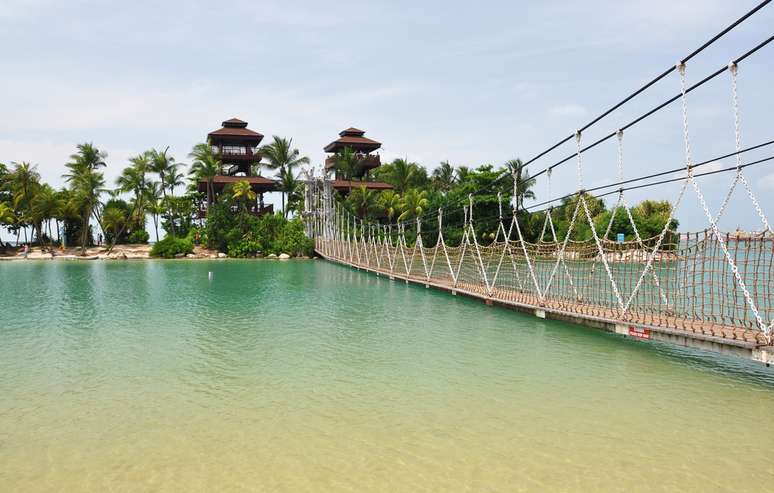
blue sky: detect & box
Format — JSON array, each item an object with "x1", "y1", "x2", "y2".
[{"x1": 1, "y1": 0, "x2": 772, "y2": 237}]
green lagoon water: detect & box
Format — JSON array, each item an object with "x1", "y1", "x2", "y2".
[{"x1": 1, "y1": 259, "x2": 773, "y2": 492}]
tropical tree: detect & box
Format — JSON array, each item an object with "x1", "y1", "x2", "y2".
[
  {"x1": 398, "y1": 189, "x2": 430, "y2": 222},
  {"x1": 375, "y1": 158, "x2": 427, "y2": 194},
  {"x1": 117, "y1": 153, "x2": 151, "y2": 229},
  {"x1": 102, "y1": 204, "x2": 127, "y2": 245},
  {"x1": 161, "y1": 194, "x2": 196, "y2": 238},
  {"x1": 0, "y1": 202, "x2": 15, "y2": 240},
  {"x1": 231, "y1": 180, "x2": 256, "y2": 214},
  {"x1": 31, "y1": 183, "x2": 62, "y2": 245},
  {"x1": 63, "y1": 143, "x2": 107, "y2": 254},
  {"x1": 631, "y1": 200, "x2": 679, "y2": 239},
  {"x1": 188, "y1": 142, "x2": 221, "y2": 208},
  {"x1": 455, "y1": 166, "x2": 471, "y2": 183},
  {"x1": 505, "y1": 159, "x2": 536, "y2": 212},
  {"x1": 333, "y1": 147, "x2": 357, "y2": 182},
  {"x1": 260, "y1": 136, "x2": 309, "y2": 214},
  {"x1": 279, "y1": 169, "x2": 305, "y2": 217},
  {"x1": 8, "y1": 162, "x2": 42, "y2": 243},
  {"x1": 431, "y1": 160, "x2": 456, "y2": 193},
  {"x1": 53, "y1": 188, "x2": 74, "y2": 246},
  {"x1": 145, "y1": 181, "x2": 164, "y2": 241},
  {"x1": 346, "y1": 186, "x2": 378, "y2": 219},
  {"x1": 149, "y1": 147, "x2": 178, "y2": 198},
  {"x1": 165, "y1": 163, "x2": 184, "y2": 197},
  {"x1": 377, "y1": 190, "x2": 401, "y2": 222}
]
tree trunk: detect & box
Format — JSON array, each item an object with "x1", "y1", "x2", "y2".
[
  {"x1": 81, "y1": 213, "x2": 89, "y2": 255},
  {"x1": 161, "y1": 178, "x2": 176, "y2": 237}
]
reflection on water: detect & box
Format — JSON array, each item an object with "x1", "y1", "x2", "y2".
[{"x1": 1, "y1": 260, "x2": 773, "y2": 492}]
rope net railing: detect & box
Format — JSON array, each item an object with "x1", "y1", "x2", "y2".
[
  {"x1": 301, "y1": 5, "x2": 774, "y2": 347},
  {"x1": 307, "y1": 190, "x2": 773, "y2": 346}
]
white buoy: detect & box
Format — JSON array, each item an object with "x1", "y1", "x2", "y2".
[{"x1": 208, "y1": 271, "x2": 213, "y2": 281}]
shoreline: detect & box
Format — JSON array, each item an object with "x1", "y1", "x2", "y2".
[{"x1": 0, "y1": 245, "x2": 313, "y2": 262}]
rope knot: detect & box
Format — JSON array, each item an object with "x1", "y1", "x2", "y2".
[{"x1": 728, "y1": 61, "x2": 738, "y2": 75}]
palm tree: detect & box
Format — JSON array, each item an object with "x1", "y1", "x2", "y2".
[
  {"x1": 278, "y1": 168, "x2": 302, "y2": 218},
  {"x1": 377, "y1": 190, "x2": 401, "y2": 222},
  {"x1": 260, "y1": 136, "x2": 309, "y2": 215},
  {"x1": 387, "y1": 158, "x2": 416, "y2": 194},
  {"x1": 108, "y1": 153, "x2": 152, "y2": 251},
  {"x1": 431, "y1": 160, "x2": 455, "y2": 193},
  {"x1": 31, "y1": 184, "x2": 62, "y2": 246},
  {"x1": 102, "y1": 205, "x2": 126, "y2": 245},
  {"x1": 53, "y1": 188, "x2": 73, "y2": 246},
  {"x1": 0, "y1": 202, "x2": 16, "y2": 243},
  {"x1": 334, "y1": 147, "x2": 357, "y2": 183},
  {"x1": 455, "y1": 165, "x2": 471, "y2": 183},
  {"x1": 145, "y1": 181, "x2": 163, "y2": 241},
  {"x1": 231, "y1": 180, "x2": 256, "y2": 214},
  {"x1": 9, "y1": 162, "x2": 41, "y2": 243},
  {"x1": 347, "y1": 186, "x2": 377, "y2": 219},
  {"x1": 63, "y1": 143, "x2": 107, "y2": 254},
  {"x1": 166, "y1": 162, "x2": 185, "y2": 197},
  {"x1": 505, "y1": 159, "x2": 536, "y2": 212},
  {"x1": 149, "y1": 147, "x2": 178, "y2": 199},
  {"x1": 117, "y1": 154, "x2": 150, "y2": 227},
  {"x1": 188, "y1": 142, "x2": 221, "y2": 208},
  {"x1": 397, "y1": 189, "x2": 430, "y2": 222}
]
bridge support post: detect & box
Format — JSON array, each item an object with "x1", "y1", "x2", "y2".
[
  {"x1": 752, "y1": 348, "x2": 774, "y2": 366},
  {"x1": 535, "y1": 309, "x2": 546, "y2": 319}
]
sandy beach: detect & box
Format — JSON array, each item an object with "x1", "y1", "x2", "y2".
[{"x1": 0, "y1": 244, "x2": 220, "y2": 261}]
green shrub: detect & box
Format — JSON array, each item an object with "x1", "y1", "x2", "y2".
[
  {"x1": 187, "y1": 226, "x2": 205, "y2": 245},
  {"x1": 150, "y1": 236, "x2": 194, "y2": 258},
  {"x1": 255, "y1": 213, "x2": 286, "y2": 245},
  {"x1": 204, "y1": 204, "x2": 314, "y2": 257},
  {"x1": 227, "y1": 238, "x2": 263, "y2": 258},
  {"x1": 204, "y1": 203, "x2": 259, "y2": 251},
  {"x1": 273, "y1": 218, "x2": 314, "y2": 256},
  {"x1": 128, "y1": 229, "x2": 150, "y2": 244}
]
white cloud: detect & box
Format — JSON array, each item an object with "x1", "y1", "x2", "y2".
[{"x1": 760, "y1": 173, "x2": 774, "y2": 191}]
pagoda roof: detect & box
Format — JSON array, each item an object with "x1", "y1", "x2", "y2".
[
  {"x1": 208, "y1": 118, "x2": 264, "y2": 141},
  {"x1": 324, "y1": 128, "x2": 381, "y2": 153},
  {"x1": 222, "y1": 118, "x2": 247, "y2": 127},
  {"x1": 340, "y1": 127, "x2": 365, "y2": 136}
]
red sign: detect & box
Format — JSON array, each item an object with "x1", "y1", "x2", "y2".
[{"x1": 628, "y1": 326, "x2": 651, "y2": 340}]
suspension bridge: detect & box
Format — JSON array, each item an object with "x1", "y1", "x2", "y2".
[{"x1": 303, "y1": 2, "x2": 774, "y2": 365}]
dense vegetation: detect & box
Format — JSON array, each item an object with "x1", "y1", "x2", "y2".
[
  {"x1": 0, "y1": 136, "x2": 315, "y2": 257},
  {"x1": 333, "y1": 156, "x2": 678, "y2": 245},
  {"x1": 0, "y1": 137, "x2": 677, "y2": 256}
]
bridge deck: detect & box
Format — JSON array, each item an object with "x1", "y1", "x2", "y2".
[{"x1": 317, "y1": 250, "x2": 774, "y2": 365}]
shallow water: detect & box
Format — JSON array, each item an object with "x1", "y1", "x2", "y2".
[{"x1": 1, "y1": 260, "x2": 773, "y2": 492}]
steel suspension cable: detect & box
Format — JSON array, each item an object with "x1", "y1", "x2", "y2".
[
  {"x1": 526, "y1": 138, "x2": 774, "y2": 210},
  {"x1": 389, "y1": 34, "x2": 774, "y2": 229}
]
